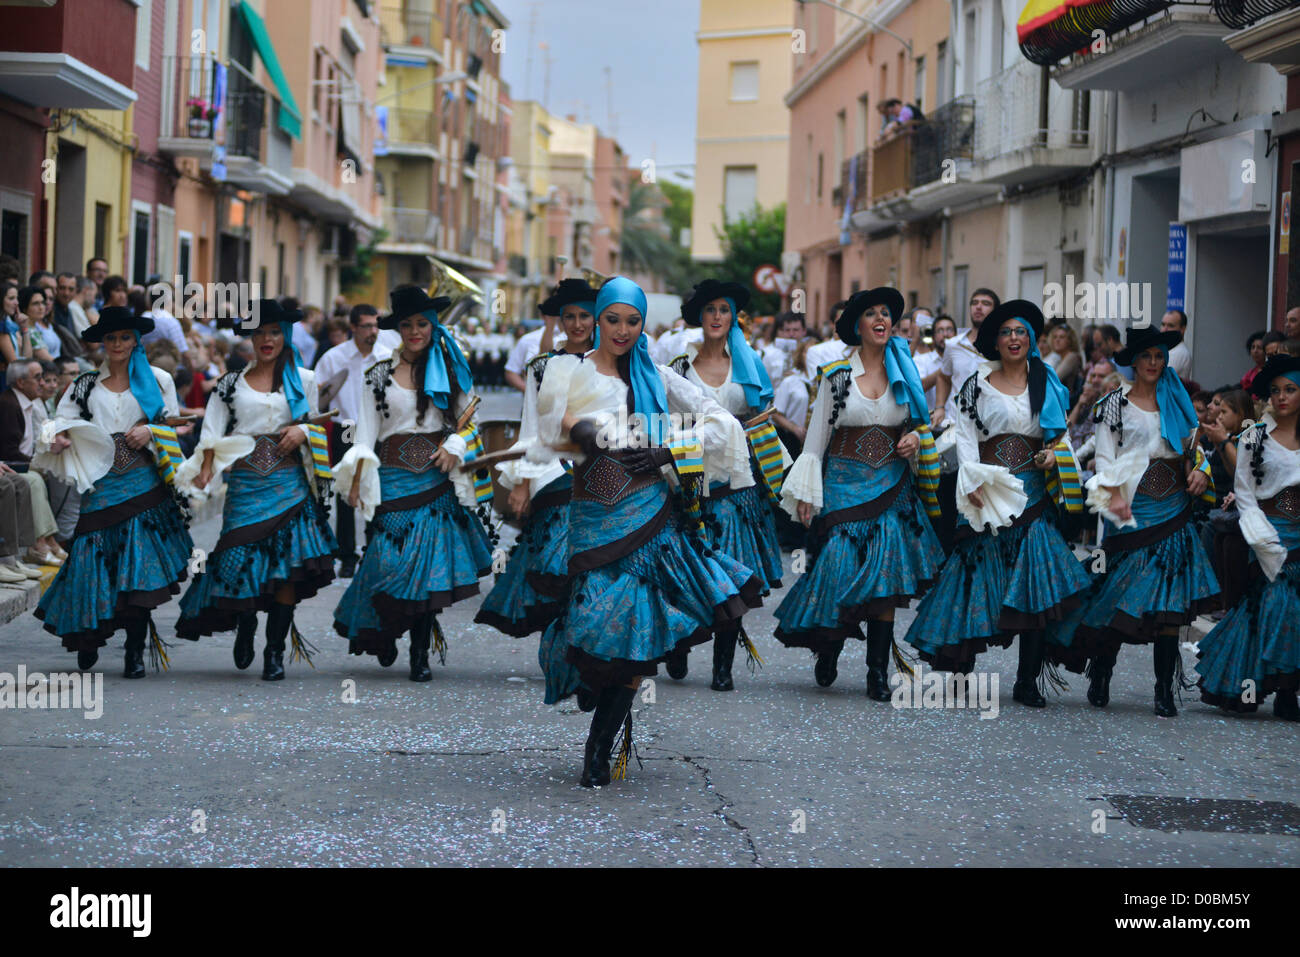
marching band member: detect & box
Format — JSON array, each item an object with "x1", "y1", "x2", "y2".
[
  {"x1": 665, "y1": 278, "x2": 788, "y2": 691},
  {"x1": 33, "y1": 306, "x2": 193, "y2": 676},
  {"x1": 332, "y1": 286, "x2": 492, "y2": 680},
  {"x1": 530, "y1": 276, "x2": 760, "y2": 786},
  {"x1": 774, "y1": 287, "x2": 944, "y2": 697},
  {"x1": 174, "y1": 300, "x2": 337, "y2": 680},
  {"x1": 1050, "y1": 327, "x2": 1219, "y2": 716},
  {"x1": 906, "y1": 300, "x2": 1091, "y2": 707},
  {"x1": 1197, "y1": 354, "x2": 1300, "y2": 721},
  {"x1": 476, "y1": 279, "x2": 597, "y2": 638}
]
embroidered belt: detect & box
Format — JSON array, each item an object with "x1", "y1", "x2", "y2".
[
  {"x1": 828, "y1": 425, "x2": 904, "y2": 468},
  {"x1": 572, "y1": 451, "x2": 659, "y2": 506},
  {"x1": 1136, "y1": 457, "x2": 1186, "y2": 500},
  {"x1": 232, "y1": 434, "x2": 297, "y2": 474},
  {"x1": 1260, "y1": 484, "x2": 1300, "y2": 522},
  {"x1": 109, "y1": 433, "x2": 149, "y2": 474},
  {"x1": 979, "y1": 433, "x2": 1042, "y2": 473},
  {"x1": 377, "y1": 431, "x2": 447, "y2": 473}
]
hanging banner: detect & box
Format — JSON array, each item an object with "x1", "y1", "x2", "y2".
[{"x1": 1167, "y1": 222, "x2": 1186, "y2": 312}]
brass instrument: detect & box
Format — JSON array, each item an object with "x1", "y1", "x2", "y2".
[
  {"x1": 578, "y1": 266, "x2": 610, "y2": 291},
  {"x1": 426, "y1": 255, "x2": 484, "y2": 354}
]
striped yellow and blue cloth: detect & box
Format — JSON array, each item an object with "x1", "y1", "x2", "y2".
[
  {"x1": 458, "y1": 422, "x2": 495, "y2": 505},
  {"x1": 914, "y1": 423, "x2": 941, "y2": 518},
  {"x1": 746, "y1": 420, "x2": 784, "y2": 500},
  {"x1": 1192, "y1": 445, "x2": 1216, "y2": 505},
  {"x1": 305, "y1": 424, "x2": 332, "y2": 482},
  {"x1": 1044, "y1": 438, "x2": 1085, "y2": 513},
  {"x1": 147, "y1": 425, "x2": 184, "y2": 485}
]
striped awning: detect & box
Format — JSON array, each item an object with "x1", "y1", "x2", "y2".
[{"x1": 1018, "y1": 0, "x2": 1177, "y2": 64}]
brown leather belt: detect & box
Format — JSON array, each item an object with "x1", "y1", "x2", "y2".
[
  {"x1": 108, "y1": 433, "x2": 149, "y2": 474},
  {"x1": 1136, "y1": 457, "x2": 1187, "y2": 500},
  {"x1": 827, "y1": 425, "x2": 904, "y2": 468},
  {"x1": 979, "y1": 433, "x2": 1042, "y2": 473},
  {"x1": 232, "y1": 434, "x2": 297, "y2": 474},
  {"x1": 1260, "y1": 484, "x2": 1300, "y2": 522},
  {"x1": 377, "y1": 431, "x2": 447, "y2": 473},
  {"x1": 572, "y1": 451, "x2": 659, "y2": 506}
]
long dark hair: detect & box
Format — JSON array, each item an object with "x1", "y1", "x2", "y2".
[
  {"x1": 272, "y1": 336, "x2": 290, "y2": 394},
  {"x1": 1026, "y1": 355, "x2": 1047, "y2": 418},
  {"x1": 408, "y1": 335, "x2": 462, "y2": 426}
]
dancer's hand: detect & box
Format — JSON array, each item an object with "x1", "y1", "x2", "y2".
[
  {"x1": 508, "y1": 481, "x2": 531, "y2": 518},
  {"x1": 797, "y1": 501, "x2": 813, "y2": 527},
  {"x1": 49, "y1": 433, "x2": 71, "y2": 454},
  {"x1": 124, "y1": 424, "x2": 152, "y2": 450},
  {"x1": 1107, "y1": 489, "x2": 1131, "y2": 522},
  {"x1": 1187, "y1": 469, "x2": 1208, "y2": 498},
  {"x1": 277, "y1": 425, "x2": 307, "y2": 456},
  {"x1": 896, "y1": 431, "x2": 920, "y2": 460},
  {"x1": 625, "y1": 446, "x2": 672, "y2": 474},
  {"x1": 431, "y1": 446, "x2": 458, "y2": 473},
  {"x1": 348, "y1": 482, "x2": 360, "y2": 509},
  {"x1": 194, "y1": 465, "x2": 212, "y2": 491},
  {"x1": 967, "y1": 488, "x2": 985, "y2": 509}
]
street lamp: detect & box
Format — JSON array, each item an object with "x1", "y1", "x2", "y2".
[{"x1": 795, "y1": 0, "x2": 913, "y2": 58}]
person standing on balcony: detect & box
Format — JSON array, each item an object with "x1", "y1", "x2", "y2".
[{"x1": 878, "y1": 99, "x2": 914, "y2": 138}]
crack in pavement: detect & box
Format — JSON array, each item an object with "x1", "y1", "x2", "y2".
[
  {"x1": 678, "y1": 753, "x2": 762, "y2": 867},
  {"x1": 377, "y1": 747, "x2": 571, "y2": 756}
]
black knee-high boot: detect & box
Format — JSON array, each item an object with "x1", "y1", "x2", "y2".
[
  {"x1": 409, "y1": 614, "x2": 433, "y2": 682},
  {"x1": 233, "y1": 612, "x2": 257, "y2": 670},
  {"x1": 1274, "y1": 688, "x2": 1300, "y2": 722},
  {"x1": 865, "y1": 619, "x2": 894, "y2": 701},
  {"x1": 814, "y1": 638, "x2": 844, "y2": 687},
  {"x1": 711, "y1": 623, "x2": 738, "y2": 692},
  {"x1": 263, "y1": 604, "x2": 292, "y2": 681},
  {"x1": 123, "y1": 618, "x2": 147, "y2": 679},
  {"x1": 1153, "y1": 632, "x2": 1179, "y2": 717},
  {"x1": 1087, "y1": 647, "x2": 1117, "y2": 708},
  {"x1": 664, "y1": 644, "x2": 688, "y2": 680},
  {"x1": 1012, "y1": 631, "x2": 1047, "y2": 707},
  {"x1": 580, "y1": 684, "x2": 637, "y2": 788},
  {"x1": 77, "y1": 646, "x2": 98, "y2": 672}
]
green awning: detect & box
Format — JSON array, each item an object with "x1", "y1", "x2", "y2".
[{"x1": 236, "y1": 0, "x2": 303, "y2": 140}]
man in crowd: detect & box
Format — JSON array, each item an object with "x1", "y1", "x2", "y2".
[
  {"x1": 142, "y1": 278, "x2": 188, "y2": 355},
  {"x1": 289, "y1": 301, "x2": 322, "y2": 367},
  {"x1": 762, "y1": 311, "x2": 806, "y2": 384},
  {"x1": 85, "y1": 258, "x2": 108, "y2": 308},
  {"x1": 0, "y1": 360, "x2": 68, "y2": 566},
  {"x1": 505, "y1": 320, "x2": 567, "y2": 392},
  {"x1": 315, "y1": 303, "x2": 400, "y2": 577},
  {"x1": 1283, "y1": 305, "x2": 1300, "y2": 341},
  {"x1": 1161, "y1": 308, "x2": 1193, "y2": 380},
  {"x1": 51, "y1": 273, "x2": 79, "y2": 333},
  {"x1": 100, "y1": 275, "x2": 128, "y2": 309}
]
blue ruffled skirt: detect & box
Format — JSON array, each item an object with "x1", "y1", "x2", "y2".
[
  {"x1": 702, "y1": 479, "x2": 783, "y2": 595},
  {"x1": 1197, "y1": 519, "x2": 1300, "y2": 711},
  {"x1": 36, "y1": 465, "x2": 192, "y2": 652},
  {"x1": 335, "y1": 465, "x2": 492, "y2": 653},
  {"x1": 541, "y1": 481, "x2": 762, "y2": 704},
  {"x1": 906, "y1": 471, "x2": 1091, "y2": 673},
  {"x1": 775, "y1": 457, "x2": 942, "y2": 654},
  {"x1": 1049, "y1": 496, "x2": 1219, "y2": 671},
  {"x1": 475, "y1": 475, "x2": 570, "y2": 638},
  {"x1": 176, "y1": 464, "x2": 336, "y2": 638}
]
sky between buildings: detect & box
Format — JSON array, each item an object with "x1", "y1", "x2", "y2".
[{"x1": 495, "y1": 0, "x2": 700, "y2": 187}]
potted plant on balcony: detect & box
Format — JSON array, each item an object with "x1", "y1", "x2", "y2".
[{"x1": 187, "y1": 98, "x2": 218, "y2": 139}]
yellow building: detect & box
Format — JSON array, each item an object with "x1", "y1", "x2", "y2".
[
  {"x1": 45, "y1": 106, "x2": 136, "y2": 275},
  {"x1": 690, "y1": 0, "x2": 792, "y2": 263}
]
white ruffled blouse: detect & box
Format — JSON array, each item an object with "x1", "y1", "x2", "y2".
[
  {"x1": 525, "y1": 353, "x2": 750, "y2": 490},
  {"x1": 1234, "y1": 424, "x2": 1300, "y2": 581},
  {"x1": 332, "y1": 359, "x2": 477, "y2": 520},
  {"x1": 495, "y1": 350, "x2": 581, "y2": 497},
  {"x1": 780, "y1": 349, "x2": 914, "y2": 520}
]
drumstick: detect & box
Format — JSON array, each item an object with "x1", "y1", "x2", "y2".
[
  {"x1": 743, "y1": 408, "x2": 774, "y2": 429},
  {"x1": 457, "y1": 442, "x2": 580, "y2": 473},
  {"x1": 454, "y1": 395, "x2": 481, "y2": 434}
]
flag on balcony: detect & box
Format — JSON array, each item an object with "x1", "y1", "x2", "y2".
[
  {"x1": 840, "y1": 152, "x2": 858, "y2": 246},
  {"x1": 1017, "y1": 0, "x2": 1097, "y2": 43}
]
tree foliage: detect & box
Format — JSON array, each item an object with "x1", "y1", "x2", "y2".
[{"x1": 706, "y1": 202, "x2": 785, "y2": 315}]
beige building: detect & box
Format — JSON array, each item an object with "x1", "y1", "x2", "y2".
[{"x1": 690, "y1": 0, "x2": 792, "y2": 263}]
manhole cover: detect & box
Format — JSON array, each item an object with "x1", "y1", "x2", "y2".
[{"x1": 1104, "y1": 795, "x2": 1300, "y2": 835}]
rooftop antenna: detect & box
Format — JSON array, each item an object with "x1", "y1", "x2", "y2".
[{"x1": 524, "y1": 3, "x2": 539, "y2": 100}]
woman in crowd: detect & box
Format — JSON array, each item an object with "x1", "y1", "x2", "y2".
[
  {"x1": 529, "y1": 276, "x2": 760, "y2": 786},
  {"x1": 776, "y1": 287, "x2": 944, "y2": 697},
  {"x1": 906, "y1": 299, "x2": 1091, "y2": 707},
  {"x1": 174, "y1": 299, "x2": 337, "y2": 681},
  {"x1": 1241, "y1": 331, "x2": 1267, "y2": 391},
  {"x1": 1, "y1": 280, "x2": 40, "y2": 369},
  {"x1": 664, "y1": 278, "x2": 787, "y2": 691},
  {"x1": 1044, "y1": 322, "x2": 1083, "y2": 395},
  {"x1": 332, "y1": 286, "x2": 492, "y2": 680},
  {"x1": 17, "y1": 286, "x2": 55, "y2": 362},
  {"x1": 477, "y1": 278, "x2": 597, "y2": 640},
  {"x1": 32, "y1": 307, "x2": 193, "y2": 676},
  {"x1": 1197, "y1": 353, "x2": 1300, "y2": 721},
  {"x1": 1050, "y1": 326, "x2": 1219, "y2": 716}
]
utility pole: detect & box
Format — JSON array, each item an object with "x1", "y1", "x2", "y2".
[{"x1": 524, "y1": 2, "x2": 539, "y2": 99}]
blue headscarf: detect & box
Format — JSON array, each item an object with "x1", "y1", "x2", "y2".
[
  {"x1": 271, "y1": 320, "x2": 310, "y2": 421},
  {"x1": 719, "y1": 296, "x2": 773, "y2": 410},
  {"x1": 1010, "y1": 316, "x2": 1069, "y2": 439},
  {"x1": 1150, "y1": 344, "x2": 1199, "y2": 454},
  {"x1": 1285, "y1": 371, "x2": 1300, "y2": 389},
  {"x1": 128, "y1": 331, "x2": 166, "y2": 424},
  {"x1": 594, "y1": 277, "x2": 670, "y2": 446},
  {"x1": 883, "y1": 336, "x2": 929, "y2": 424},
  {"x1": 407, "y1": 308, "x2": 473, "y2": 411}
]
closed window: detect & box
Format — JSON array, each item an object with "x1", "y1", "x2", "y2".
[
  {"x1": 723, "y1": 166, "x2": 757, "y2": 224},
  {"x1": 730, "y1": 61, "x2": 759, "y2": 102}
]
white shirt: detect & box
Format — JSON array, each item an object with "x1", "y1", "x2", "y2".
[
  {"x1": 67, "y1": 300, "x2": 91, "y2": 336},
  {"x1": 197, "y1": 364, "x2": 319, "y2": 443},
  {"x1": 681, "y1": 341, "x2": 755, "y2": 419},
  {"x1": 1167, "y1": 341, "x2": 1192, "y2": 380},
  {"x1": 774, "y1": 373, "x2": 812, "y2": 430},
  {"x1": 761, "y1": 338, "x2": 798, "y2": 385},
  {"x1": 506, "y1": 327, "x2": 567, "y2": 376},
  {"x1": 35, "y1": 320, "x2": 61, "y2": 358},
  {"x1": 141, "y1": 309, "x2": 188, "y2": 353},
  {"x1": 312, "y1": 330, "x2": 400, "y2": 424},
  {"x1": 913, "y1": 349, "x2": 942, "y2": 410},
  {"x1": 14, "y1": 389, "x2": 36, "y2": 458},
  {"x1": 51, "y1": 364, "x2": 180, "y2": 434},
  {"x1": 1235, "y1": 423, "x2": 1300, "y2": 578},
  {"x1": 652, "y1": 326, "x2": 701, "y2": 365},
  {"x1": 940, "y1": 329, "x2": 984, "y2": 426},
  {"x1": 805, "y1": 338, "x2": 851, "y2": 382},
  {"x1": 293, "y1": 321, "x2": 318, "y2": 368}
]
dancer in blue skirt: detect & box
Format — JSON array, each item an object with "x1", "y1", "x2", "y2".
[
  {"x1": 33, "y1": 307, "x2": 193, "y2": 677},
  {"x1": 905, "y1": 299, "x2": 1091, "y2": 707},
  {"x1": 332, "y1": 285, "x2": 492, "y2": 680},
  {"x1": 475, "y1": 278, "x2": 597, "y2": 639},
  {"x1": 775, "y1": 287, "x2": 944, "y2": 698},
  {"x1": 529, "y1": 276, "x2": 761, "y2": 786},
  {"x1": 665, "y1": 278, "x2": 788, "y2": 691},
  {"x1": 175, "y1": 299, "x2": 337, "y2": 680},
  {"x1": 1049, "y1": 326, "x2": 1219, "y2": 716},
  {"x1": 1197, "y1": 354, "x2": 1300, "y2": 722}
]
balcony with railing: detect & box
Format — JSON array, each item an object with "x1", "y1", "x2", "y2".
[
  {"x1": 380, "y1": 3, "x2": 443, "y2": 55},
  {"x1": 385, "y1": 107, "x2": 439, "y2": 157},
  {"x1": 380, "y1": 207, "x2": 441, "y2": 249},
  {"x1": 1220, "y1": 0, "x2": 1300, "y2": 68},
  {"x1": 972, "y1": 60, "x2": 1092, "y2": 187}
]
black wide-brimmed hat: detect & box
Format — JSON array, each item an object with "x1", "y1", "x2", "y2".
[
  {"x1": 80, "y1": 306, "x2": 154, "y2": 343},
  {"x1": 836, "y1": 287, "x2": 905, "y2": 345},
  {"x1": 1114, "y1": 326, "x2": 1183, "y2": 367},
  {"x1": 381, "y1": 285, "x2": 452, "y2": 330},
  {"x1": 539, "y1": 278, "x2": 599, "y2": 317},
  {"x1": 234, "y1": 298, "x2": 303, "y2": 335},
  {"x1": 974, "y1": 299, "x2": 1046, "y2": 360},
  {"x1": 1249, "y1": 353, "x2": 1300, "y2": 400},
  {"x1": 681, "y1": 279, "x2": 750, "y2": 327}
]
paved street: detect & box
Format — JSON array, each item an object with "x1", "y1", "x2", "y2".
[{"x1": 1, "y1": 492, "x2": 1297, "y2": 867}]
